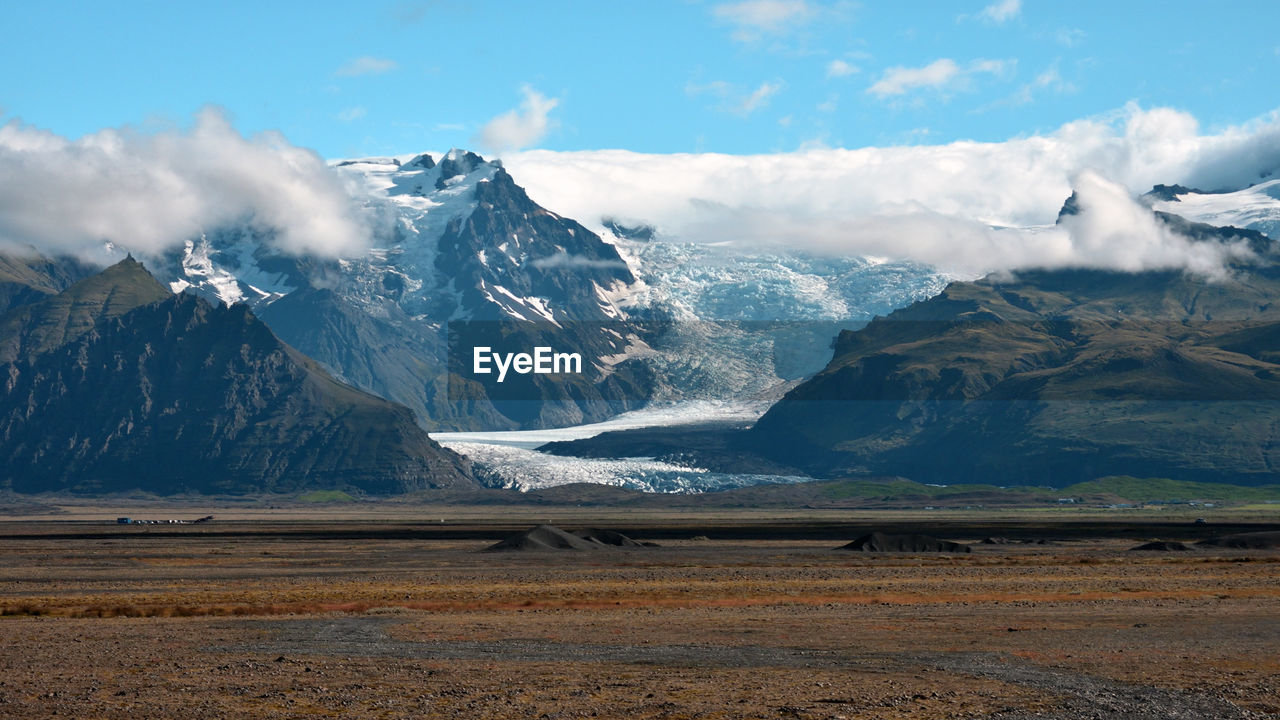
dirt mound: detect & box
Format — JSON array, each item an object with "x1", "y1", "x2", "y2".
[
  {"x1": 1196, "y1": 531, "x2": 1280, "y2": 550},
  {"x1": 484, "y1": 525, "x2": 601, "y2": 552},
  {"x1": 837, "y1": 532, "x2": 971, "y2": 553},
  {"x1": 483, "y1": 525, "x2": 655, "y2": 552},
  {"x1": 1130, "y1": 541, "x2": 1193, "y2": 552}
]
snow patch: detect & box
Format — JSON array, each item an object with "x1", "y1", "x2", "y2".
[
  {"x1": 1152, "y1": 179, "x2": 1280, "y2": 238},
  {"x1": 180, "y1": 237, "x2": 245, "y2": 306}
]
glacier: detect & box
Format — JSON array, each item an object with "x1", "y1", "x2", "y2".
[{"x1": 435, "y1": 400, "x2": 804, "y2": 492}]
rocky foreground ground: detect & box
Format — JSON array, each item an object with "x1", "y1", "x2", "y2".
[{"x1": 0, "y1": 519, "x2": 1277, "y2": 719}]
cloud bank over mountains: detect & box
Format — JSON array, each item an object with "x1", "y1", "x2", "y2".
[
  {"x1": 0, "y1": 107, "x2": 370, "y2": 261},
  {"x1": 0, "y1": 103, "x2": 1277, "y2": 277},
  {"x1": 506, "y1": 104, "x2": 1280, "y2": 276}
]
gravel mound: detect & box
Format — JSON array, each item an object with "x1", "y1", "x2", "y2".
[
  {"x1": 837, "y1": 532, "x2": 971, "y2": 553},
  {"x1": 484, "y1": 525, "x2": 655, "y2": 552},
  {"x1": 1129, "y1": 541, "x2": 1193, "y2": 551},
  {"x1": 1196, "y1": 531, "x2": 1280, "y2": 549}
]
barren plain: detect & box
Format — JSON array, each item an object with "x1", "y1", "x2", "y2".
[{"x1": 0, "y1": 506, "x2": 1277, "y2": 719}]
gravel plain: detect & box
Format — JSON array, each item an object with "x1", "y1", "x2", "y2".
[{"x1": 0, "y1": 520, "x2": 1276, "y2": 719}]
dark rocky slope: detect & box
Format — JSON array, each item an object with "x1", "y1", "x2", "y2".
[
  {"x1": 747, "y1": 259, "x2": 1280, "y2": 486},
  {"x1": 0, "y1": 258, "x2": 472, "y2": 495}
]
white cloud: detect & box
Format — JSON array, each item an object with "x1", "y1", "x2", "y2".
[
  {"x1": 1054, "y1": 171, "x2": 1249, "y2": 279},
  {"x1": 1055, "y1": 27, "x2": 1086, "y2": 47},
  {"x1": 737, "y1": 82, "x2": 782, "y2": 115},
  {"x1": 336, "y1": 106, "x2": 367, "y2": 123},
  {"x1": 530, "y1": 252, "x2": 628, "y2": 270},
  {"x1": 797, "y1": 134, "x2": 830, "y2": 151},
  {"x1": 335, "y1": 56, "x2": 398, "y2": 77},
  {"x1": 868, "y1": 59, "x2": 957, "y2": 96},
  {"x1": 1006, "y1": 64, "x2": 1075, "y2": 106},
  {"x1": 714, "y1": 0, "x2": 812, "y2": 27},
  {"x1": 970, "y1": 59, "x2": 1010, "y2": 75},
  {"x1": 686, "y1": 80, "x2": 733, "y2": 98},
  {"x1": 503, "y1": 104, "x2": 1280, "y2": 277},
  {"x1": 977, "y1": 0, "x2": 1021, "y2": 24},
  {"x1": 1032, "y1": 66, "x2": 1067, "y2": 89},
  {"x1": 826, "y1": 59, "x2": 859, "y2": 78},
  {"x1": 713, "y1": 0, "x2": 815, "y2": 41},
  {"x1": 868, "y1": 57, "x2": 1010, "y2": 97},
  {"x1": 474, "y1": 86, "x2": 559, "y2": 155},
  {"x1": 0, "y1": 108, "x2": 370, "y2": 260},
  {"x1": 688, "y1": 79, "x2": 783, "y2": 116}
]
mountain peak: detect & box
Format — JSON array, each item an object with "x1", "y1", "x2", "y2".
[
  {"x1": 433, "y1": 149, "x2": 491, "y2": 191},
  {"x1": 1143, "y1": 184, "x2": 1197, "y2": 203},
  {"x1": 0, "y1": 253, "x2": 171, "y2": 363},
  {"x1": 404, "y1": 153, "x2": 435, "y2": 170},
  {"x1": 100, "y1": 254, "x2": 168, "y2": 291},
  {"x1": 443, "y1": 147, "x2": 485, "y2": 163},
  {"x1": 437, "y1": 149, "x2": 488, "y2": 185},
  {"x1": 1055, "y1": 191, "x2": 1080, "y2": 223},
  {"x1": 112, "y1": 253, "x2": 151, "y2": 274}
]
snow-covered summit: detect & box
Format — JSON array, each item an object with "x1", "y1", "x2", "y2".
[
  {"x1": 164, "y1": 148, "x2": 619, "y2": 324},
  {"x1": 1149, "y1": 179, "x2": 1280, "y2": 239}
]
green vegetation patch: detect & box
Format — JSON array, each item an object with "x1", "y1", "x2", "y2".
[
  {"x1": 1062, "y1": 476, "x2": 1280, "y2": 503},
  {"x1": 820, "y1": 478, "x2": 1040, "y2": 500}
]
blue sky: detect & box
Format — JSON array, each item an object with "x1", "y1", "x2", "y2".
[{"x1": 3, "y1": 0, "x2": 1278, "y2": 159}]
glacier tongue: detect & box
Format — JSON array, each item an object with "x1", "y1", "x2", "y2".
[
  {"x1": 435, "y1": 401, "x2": 805, "y2": 492},
  {"x1": 438, "y1": 440, "x2": 810, "y2": 493},
  {"x1": 436, "y1": 398, "x2": 809, "y2": 493}
]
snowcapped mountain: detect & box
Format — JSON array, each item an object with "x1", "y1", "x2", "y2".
[
  {"x1": 160, "y1": 150, "x2": 635, "y2": 324},
  {"x1": 145, "y1": 148, "x2": 949, "y2": 432},
  {"x1": 149, "y1": 150, "x2": 653, "y2": 430}
]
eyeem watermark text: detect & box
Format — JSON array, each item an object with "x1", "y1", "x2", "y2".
[{"x1": 473, "y1": 346, "x2": 583, "y2": 382}]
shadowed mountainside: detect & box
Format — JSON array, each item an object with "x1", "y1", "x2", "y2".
[
  {"x1": 747, "y1": 261, "x2": 1280, "y2": 486},
  {"x1": 0, "y1": 257, "x2": 472, "y2": 495},
  {"x1": 0, "y1": 252, "x2": 98, "y2": 315}
]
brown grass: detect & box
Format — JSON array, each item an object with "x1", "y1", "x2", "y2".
[{"x1": 5, "y1": 583, "x2": 1278, "y2": 619}]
